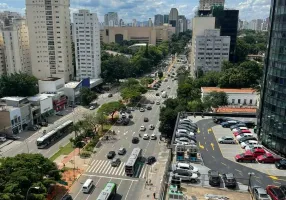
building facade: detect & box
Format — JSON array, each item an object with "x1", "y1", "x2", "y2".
[
  {"x1": 194, "y1": 29, "x2": 230, "y2": 72},
  {"x1": 148, "y1": 18, "x2": 153, "y2": 27},
  {"x1": 169, "y1": 8, "x2": 179, "y2": 34},
  {"x1": 154, "y1": 14, "x2": 164, "y2": 26},
  {"x1": 2, "y1": 19, "x2": 31, "y2": 75},
  {"x1": 73, "y1": 10, "x2": 101, "y2": 80},
  {"x1": 258, "y1": 0, "x2": 286, "y2": 156},
  {"x1": 0, "y1": 32, "x2": 6, "y2": 75},
  {"x1": 164, "y1": 15, "x2": 169, "y2": 24},
  {"x1": 26, "y1": 0, "x2": 73, "y2": 81},
  {"x1": 104, "y1": 12, "x2": 118, "y2": 27},
  {"x1": 199, "y1": 0, "x2": 225, "y2": 10},
  {"x1": 178, "y1": 15, "x2": 187, "y2": 32}
]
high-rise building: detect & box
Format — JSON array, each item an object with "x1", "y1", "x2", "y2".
[
  {"x1": 178, "y1": 19, "x2": 184, "y2": 33},
  {"x1": 2, "y1": 19, "x2": 31, "y2": 75},
  {"x1": 178, "y1": 15, "x2": 187, "y2": 32},
  {"x1": 187, "y1": 19, "x2": 192, "y2": 30},
  {"x1": 26, "y1": 0, "x2": 73, "y2": 81},
  {"x1": 148, "y1": 18, "x2": 153, "y2": 27},
  {"x1": 169, "y1": 8, "x2": 179, "y2": 34},
  {"x1": 0, "y1": 32, "x2": 6, "y2": 75},
  {"x1": 104, "y1": 12, "x2": 118, "y2": 27},
  {"x1": 119, "y1": 19, "x2": 124, "y2": 27},
  {"x1": 163, "y1": 15, "x2": 169, "y2": 24},
  {"x1": 0, "y1": 11, "x2": 22, "y2": 28},
  {"x1": 154, "y1": 14, "x2": 164, "y2": 26},
  {"x1": 73, "y1": 10, "x2": 101, "y2": 80},
  {"x1": 258, "y1": 0, "x2": 286, "y2": 156},
  {"x1": 132, "y1": 19, "x2": 137, "y2": 27},
  {"x1": 199, "y1": 0, "x2": 225, "y2": 10}
]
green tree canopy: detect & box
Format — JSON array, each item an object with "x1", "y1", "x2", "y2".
[
  {"x1": 235, "y1": 38, "x2": 250, "y2": 63},
  {"x1": 97, "y1": 101, "x2": 125, "y2": 120},
  {"x1": 158, "y1": 71, "x2": 163, "y2": 79},
  {"x1": 120, "y1": 78, "x2": 147, "y2": 102},
  {"x1": 80, "y1": 87, "x2": 97, "y2": 106},
  {"x1": 203, "y1": 91, "x2": 228, "y2": 109},
  {"x1": 0, "y1": 73, "x2": 38, "y2": 98}
]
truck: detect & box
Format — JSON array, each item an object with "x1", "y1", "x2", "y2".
[{"x1": 162, "y1": 91, "x2": 167, "y2": 98}]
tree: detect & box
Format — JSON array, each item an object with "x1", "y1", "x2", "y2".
[
  {"x1": 158, "y1": 71, "x2": 163, "y2": 79},
  {"x1": 140, "y1": 77, "x2": 153, "y2": 87},
  {"x1": 187, "y1": 100, "x2": 204, "y2": 112},
  {"x1": 95, "y1": 112, "x2": 107, "y2": 131},
  {"x1": 203, "y1": 91, "x2": 228, "y2": 109},
  {"x1": 0, "y1": 154, "x2": 60, "y2": 200},
  {"x1": 0, "y1": 73, "x2": 38, "y2": 98},
  {"x1": 221, "y1": 60, "x2": 235, "y2": 71},
  {"x1": 80, "y1": 87, "x2": 97, "y2": 106},
  {"x1": 97, "y1": 101, "x2": 125, "y2": 120},
  {"x1": 235, "y1": 39, "x2": 250, "y2": 63},
  {"x1": 120, "y1": 78, "x2": 147, "y2": 102}
]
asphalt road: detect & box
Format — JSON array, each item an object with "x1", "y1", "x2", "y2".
[
  {"x1": 69, "y1": 67, "x2": 178, "y2": 200},
  {"x1": 196, "y1": 119, "x2": 286, "y2": 188},
  {"x1": 1, "y1": 92, "x2": 121, "y2": 158}
]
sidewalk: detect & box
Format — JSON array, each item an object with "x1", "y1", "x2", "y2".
[{"x1": 140, "y1": 143, "x2": 170, "y2": 200}]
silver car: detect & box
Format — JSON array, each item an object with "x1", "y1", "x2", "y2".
[
  {"x1": 251, "y1": 185, "x2": 270, "y2": 200},
  {"x1": 218, "y1": 136, "x2": 235, "y2": 144}
]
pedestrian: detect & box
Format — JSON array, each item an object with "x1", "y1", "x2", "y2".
[{"x1": 153, "y1": 192, "x2": 156, "y2": 199}]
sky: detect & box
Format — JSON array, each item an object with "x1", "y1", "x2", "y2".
[{"x1": 0, "y1": 0, "x2": 271, "y2": 22}]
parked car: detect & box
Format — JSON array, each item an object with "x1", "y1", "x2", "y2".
[
  {"x1": 232, "y1": 127, "x2": 249, "y2": 132},
  {"x1": 236, "y1": 133, "x2": 253, "y2": 140},
  {"x1": 146, "y1": 105, "x2": 152, "y2": 110},
  {"x1": 279, "y1": 185, "x2": 286, "y2": 196},
  {"x1": 257, "y1": 153, "x2": 282, "y2": 163},
  {"x1": 238, "y1": 136, "x2": 257, "y2": 144},
  {"x1": 5, "y1": 134, "x2": 20, "y2": 140},
  {"x1": 118, "y1": 147, "x2": 126, "y2": 155},
  {"x1": 0, "y1": 136, "x2": 6, "y2": 142},
  {"x1": 156, "y1": 101, "x2": 160, "y2": 105},
  {"x1": 151, "y1": 134, "x2": 157, "y2": 140},
  {"x1": 122, "y1": 118, "x2": 130, "y2": 125},
  {"x1": 27, "y1": 125, "x2": 38, "y2": 131},
  {"x1": 235, "y1": 152, "x2": 256, "y2": 162},
  {"x1": 244, "y1": 121, "x2": 256, "y2": 128},
  {"x1": 241, "y1": 140, "x2": 258, "y2": 149},
  {"x1": 116, "y1": 118, "x2": 123, "y2": 124},
  {"x1": 230, "y1": 123, "x2": 247, "y2": 130},
  {"x1": 174, "y1": 162, "x2": 199, "y2": 173},
  {"x1": 38, "y1": 121, "x2": 48, "y2": 127},
  {"x1": 149, "y1": 124, "x2": 155, "y2": 130},
  {"x1": 108, "y1": 93, "x2": 113, "y2": 97},
  {"x1": 107, "y1": 151, "x2": 116, "y2": 159},
  {"x1": 89, "y1": 106, "x2": 96, "y2": 110},
  {"x1": 233, "y1": 129, "x2": 252, "y2": 137},
  {"x1": 266, "y1": 185, "x2": 285, "y2": 200},
  {"x1": 250, "y1": 185, "x2": 271, "y2": 200},
  {"x1": 150, "y1": 100, "x2": 155, "y2": 104},
  {"x1": 132, "y1": 137, "x2": 139, "y2": 144},
  {"x1": 146, "y1": 156, "x2": 156, "y2": 165},
  {"x1": 218, "y1": 136, "x2": 236, "y2": 144},
  {"x1": 143, "y1": 134, "x2": 150, "y2": 140},
  {"x1": 208, "y1": 170, "x2": 220, "y2": 186},
  {"x1": 156, "y1": 93, "x2": 160, "y2": 96},
  {"x1": 245, "y1": 144, "x2": 263, "y2": 151},
  {"x1": 275, "y1": 159, "x2": 286, "y2": 170},
  {"x1": 140, "y1": 108, "x2": 145, "y2": 112},
  {"x1": 144, "y1": 117, "x2": 149, "y2": 122},
  {"x1": 128, "y1": 114, "x2": 133, "y2": 119},
  {"x1": 140, "y1": 126, "x2": 146, "y2": 131},
  {"x1": 222, "y1": 173, "x2": 236, "y2": 188},
  {"x1": 111, "y1": 158, "x2": 121, "y2": 167},
  {"x1": 62, "y1": 194, "x2": 73, "y2": 200},
  {"x1": 246, "y1": 149, "x2": 266, "y2": 158},
  {"x1": 221, "y1": 121, "x2": 238, "y2": 128},
  {"x1": 172, "y1": 170, "x2": 198, "y2": 183}
]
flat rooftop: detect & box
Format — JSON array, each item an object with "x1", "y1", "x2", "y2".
[
  {"x1": 1, "y1": 96, "x2": 27, "y2": 102},
  {"x1": 65, "y1": 81, "x2": 80, "y2": 89}
]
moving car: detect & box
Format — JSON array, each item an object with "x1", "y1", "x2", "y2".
[
  {"x1": 208, "y1": 170, "x2": 220, "y2": 186},
  {"x1": 235, "y1": 152, "x2": 256, "y2": 162},
  {"x1": 62, "y1": 194, "x2": 73, "y2": 200},
  {"x1": 111, "y1": 158, "x2": 121, "y2": 167},
  {"x1": 222, "y1": 173, "x2": 236, "y2": 188},
  {"x1": 275, "y1": 159, "x2": 286, "y2": 170},
  {"x1": 144, "y1": 117, "x2": 149, "y2": 122},
  {"x1": 156, "y1": 101, "x2": 160, "y2": 105},
  {"x1": 140, "y1": 108, "x2": 145, "y2": 112},
  {"x1": 89, "y1": 106, "x2": 96, "y2": 110},
  {"x1": 218, "y1": 136, "x2": 235, "y2": 144},
  {"x1": 143, "y1": 134, "x2": 150, "y2": 140},
  {"x1": 140, "y1": 126, "x2": 146, "y2": 131},
  {"x1": 257, "y1": 153, "x2": 282, "y2": 163},
  {"x1": 250, "y1": 185, "x2": 271, "y2": 200},
  {"x1": 241, "y1": 140, "x2": 258, "y2": 149},
  {"x1": 246, "y1": 149, "x2": 266, "y2": 158},
  {"x1": 151, "y1": 134, "x2": 157, "y2": 140},
  {"x1": 5, "y1": 134, "x2": 20, "y2": 140},
  {"x1": 172, "y1": 169, "x2": 198, "y2": 183},
  {"x1": 150, "y1": 100, "x2": 155, "y2": 104},
  {"x1": 146, "y1": 105, "x2": 152, "y2": 110},
  {"x1": 156, "y1": 93, "x2": 160, "y2": 96},
  {"x1": 174, "y1": 162, "x2": 199, "y2": 173},
  {"x1": 146, "y1": 156, "x2": 156, "y2": 165},
  {"x1": 107, "y1": 151, "x2": 116, "y2": 159},
  {"x1": 266, "y1": 185, "x2": 285, "y2": 200},
  {"x1": 132, "y1": 137, "x2": 139, "y2": 144},
  {"x1": 213, "y1": 117, "x2": 234, "y2": 124},
  {"x1": 108, "y1": 93, "x2": 113, "y2": 97},
  {"x1": 118, "y1": 147, "x2": 126, "y2": 155},
  {"x1": 149, "y1": 124, "x2": 155, "y2": 130}
]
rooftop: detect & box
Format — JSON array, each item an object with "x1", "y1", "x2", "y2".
[
  {"x1": 41, "y1": 77, "x2": 62, "y2": 81},
  {"x1": 201, "y1": 87, "x2": 256, "y2": 94},
  {"x1": 214, "y1": 106, "x2": 257, "y2": 113},
  {"x1": 65, "y1": 81, "x2": 80, "y2": 89},
  {"x1": 1, "y1": 96, "x2": 27, "y2": 102},
  {"x1": 27, "y1": 94, "x2": 50, "y2": 102}
]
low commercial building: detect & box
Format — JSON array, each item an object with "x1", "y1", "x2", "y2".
[{"x1": 201, "y1": 87, "x2": 258, "y2": 106}]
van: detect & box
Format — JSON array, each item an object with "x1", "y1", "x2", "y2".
[{"x1": 82, "y1": 179, "x2": 93, "y2": 193}]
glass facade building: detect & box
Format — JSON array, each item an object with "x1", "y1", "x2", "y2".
[{"x1": 258, "y1": 0, "x2": 286, "y2": 156}]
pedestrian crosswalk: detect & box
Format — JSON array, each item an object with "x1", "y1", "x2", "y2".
[
  {"x1": 143, "y1": 93, "x2": 162, "y2": 99},
  {"x1": 85, "y1": 160, "x2": 147, "y2": 179}
]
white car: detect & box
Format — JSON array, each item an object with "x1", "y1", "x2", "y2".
[
  {"x1": 156, "y1": 101, "x2": 160, "y2": 105},
  {"x1": 121, "y1": 113, "x2": 126, "y2": 118},
  {"x1": 89, "y1": 106, "x2": 96, "y2": 110},
  {"x1": 0, "y1": 136, "x2": 6, "y2": 142},
  {"x1": 241, "y1": 140, "x2": 258, "y2": 149},
  {"x1": 151, "y1": 134, "x2": 157, "y2": 140},
  {"x1": 232, "y1": 127, "x2": 249, "y2": 132},
  {"x1": 140, "y1": 126, "x2": 146, "y2": 131},
  {"x1": 140, "y1": 108, "x2": 145, "y2": 112},
  {"x1": 143, "y1": 134, "x2": 149, "y2": 140},
  {"x1": 245, "y1": 144, "x2": 263, "y2": 151},
  {"x1": 236, "y1": 133, "x2": 253, "y2": 140},
  {"x1": 175, "y1": 162, "x2": 199, "y2": 173}
]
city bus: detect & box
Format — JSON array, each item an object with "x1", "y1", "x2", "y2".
[
  {"x1": 125, "y1": 147, "x2": 142, "y2": 177},
  {"x1": 36, "y1": 120, "x2": 73, "y2": 148},
  {"x1": 96, "y1": 182, "x2": 117, "y2": 200}
]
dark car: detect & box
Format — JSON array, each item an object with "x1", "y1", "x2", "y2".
[
  {"x1": 118, "y1": 147, "x2": 126, "y2": 155},
  {"x1": 128, "y1": 114, "x2": 133, "y2": 119},
  {"x1": 122, "y1": 118, "x2": 130, "y2": 125},
  {"x1": 208, "y1": 170, "x2": 220, "y2": 186},
  {"x1": 156, "y1": 93, "x2": 160, "y2": 96},
  {"x1": 146, "y1": 156, "x2": 156, "y2": 165},
  {"x1": 244, "y1": 121, "x2": 256, "y2": 128},
  {"x1": 116, "y1": 118, "x2": 123, "y2": 124},
  {"x1": 222, "y1": 173, "x2": 236, "y2": 188},
  {"x1": 108, "y1": 93, "x2": 113, "y2": 97},
  {"x1": 107, "y1": 151, "x2": 116, "y2": 159},
  {"x1": 146, "y1": 105, "x2": 152, "y2": 110},
  {"x1": 56, "y1": 112, "x2": 64, "y2": 116},
  {"x1": 275, "y1": 159, "x2": 286, "y2": 170},
  {"x1": 132, "y1": 137, "x2": 139, "y2": 144},
  {"x1": 126, "y1": 109, "x2": 131, "y2": 114},
  {"x1": 266, "y1": 185, "x2": 285, "y2": 200},
  {"x1": 238, "y1": 136, "x2": 257, "y2": 144},
  {"x1": 27, "y1": 125, "x2": 38, "y2": 131},
  {"x1": 5, "y1": 134, "x2": 20, "y2": 140},
  {"x1": 38, "y1": 121, "x2": 48, "y2": 127},
  {"x1": 280, "y1": 185, "x2": 286, "y2": 196},
  {"x1": 144, "y1": 117, "x2": 149, "y2": 122},
  {"x1": 213, "y1": 117, "x2": 233, "y2": 124},
  {"x1": 111, "y1": 158, "x2": 121, "y2": 167},
  {"x1": 61, "y1": 194, "x2": 73, "y2": 200}
]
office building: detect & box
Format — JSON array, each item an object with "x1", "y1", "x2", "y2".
[
  {"x1": 154, "y1": 14, "x2": 164, "y2": 26},
  {"x1": 194, "y1": 29, "x2": 230, "y2": 73},
  {"x1": 73, "y1": 10, "x2": 101, "y2": 80},
  {"x1": 26, "y1": 0, "x2": 73, "y2": 81},
  {"x1": 132, "y1": 19, "x2": 137, "y2": 27},
  {"x1": 0, "y1": 11, "x2": 22, "y2": 28},
  {"x1": 187, "y1": 19, "x2": 192, "y2": 30},
  {"x1": 104, "y1": 12, "x2": 118, "y2": 27},
  {"x1": 199, "y1": 0, "x2": 225, "y2": 10},
  {"x1": 169, "y1": 8, "x2": 179, "y2": 34},
  {"x1": 0, "y1": 32, "x2": 5, "y2": 75},
  {"x1": 178, "y1": 15, "x2": 187, "y2": 32},
  {"x1": 2, "y1": 19, "x2": 31, "y2": 75},
  {"x1": 258, "y1": 0, "x2": 286, "y2": 156},
  {"x1": 164, "y1": 15, "x2": 169, "y2": 24},
  {"x1": 101, "y1": 26, "x2": 175, "y2": 45}
]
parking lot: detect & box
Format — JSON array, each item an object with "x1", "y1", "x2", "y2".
[{"x1": 212, "y1": 124, "x2": 286, "y2": 177}]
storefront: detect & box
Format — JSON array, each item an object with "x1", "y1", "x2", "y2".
[{"x1": 53, "y1": 96, "x2": 67, "y2": 112}]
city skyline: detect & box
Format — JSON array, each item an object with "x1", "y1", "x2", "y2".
[{"x1": 0, "y1": 0, "x2": 271, "y2": 22}]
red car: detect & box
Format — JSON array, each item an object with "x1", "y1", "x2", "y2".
[
  {"x1": 235, "y1": 152, "x2": 256, "y2": 162},
  {"x1": 257, "y1": 153, "x2": 282, "y2": 163},
  {"x1": 266, "y1": 185, "x2": 285, "y2": 200},
  {"x1": 233, "y1": 129, "x2": 251, "y2": 137},
  {"x1": 245, "y1": 149, "x2": 265, "y2": 158}
]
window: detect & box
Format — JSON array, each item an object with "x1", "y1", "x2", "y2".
[
  {"x1": 250, "y1": 99, "x2": 253, "y2": 104},
  {"x1": 232, "y1": 99, "x2": 235, "y2": 104},
  {"x1": 243, "y1": 99, "x2": 247, "y2": 104},
  {"x1": 238, "y1": 99, "x2": 241, "y2": 104}
]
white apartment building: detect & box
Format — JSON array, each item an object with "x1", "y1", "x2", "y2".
[
  {"x1": 73, "y1": 10, "x2": 101, "y2": 80},
  {"x1": 194, "y1": 29, "x2": 230, "y2": 72},
  {"x1": 2, "y1": 19, "x2": 31, "y2": 75},
  {"x1": 0, "y1": 32, "x2": 5, "y2": 75},
  {"x1": 199, "y1": 0, "x2": 225, "y2": 10},
  {"x1": 26, "y1": 0, "x2": 73, "y2": 81}
]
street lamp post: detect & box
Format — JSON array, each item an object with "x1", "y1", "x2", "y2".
[
  {"x1": 248, "y1": 172, "x2": 255, "y2": 191},
  {"x1": 26, "y1": 186, "x2": 40, "y2": 200}
]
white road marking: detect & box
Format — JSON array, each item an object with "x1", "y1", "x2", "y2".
[
  {"x1": 98, "y1": 161, "x2": 109, "y2": 174},
  {"x1": 117, "y1": 179, "x2": 123, "y2": 190},
  {"x1": 124, "y1": 180, "x2": 134, "y2": 200},
  {"x1": 81, "y1": 174, "x2": 138, "y2": 181},
  {"x1": 142, "y1": 165, "x2": 148, "y2": 179},
  {"x1": 92, "y1": 160, "x2": 103, "y2": 172},
  {"x1": 102, "y1": 162, "x2": 112, "y2": 174},
  {"x1": 86, "y1": 160, "x2": 96, "y2": 171},
  {"x1": 115, "y1": 163, "x2": 124, "y2": 175}
]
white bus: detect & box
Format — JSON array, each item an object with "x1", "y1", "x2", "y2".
[
  {"x1": 36, "y1": 120, "x2": 73, "y2": 148},
  {"x1": 125, "y1": 148, "x2": 142, "y2": 177}
]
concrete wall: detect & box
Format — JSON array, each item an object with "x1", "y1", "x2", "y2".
[
  {"x1": 0, "y1": 110, "x2": 11, "y2": 131},
  {"x1": 38, "y1": 78, "x2": 65, "y2": 93},
  {"x1": 40, "y1": 97, "x2": 53, "y2": 114}
]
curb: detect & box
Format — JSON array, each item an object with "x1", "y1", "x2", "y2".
[
  {"x1": 185, "y1": 184, "x2": 250, "y2": 194},
  {"x1": 0, "y1": 140, "x2": 13, "y2": 150}
]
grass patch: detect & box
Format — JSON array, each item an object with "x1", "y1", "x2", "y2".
[
  {"x1": 50, "y1": 142, "x2": 74, "y2": 161},
  {"x1": 103, "y1": 124, "x2": 112, "y2": 132}
]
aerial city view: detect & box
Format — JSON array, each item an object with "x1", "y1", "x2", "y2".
[{"x1": 0, "y1": 0, "x2": 285, "y2": 199}]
